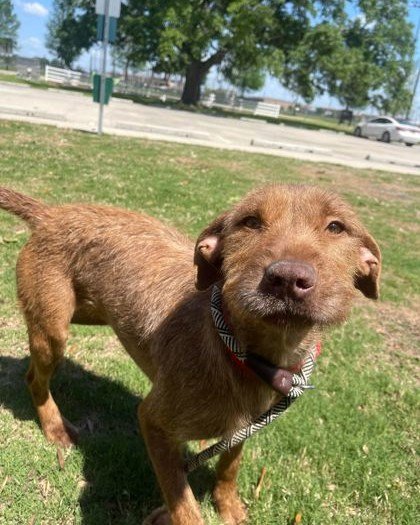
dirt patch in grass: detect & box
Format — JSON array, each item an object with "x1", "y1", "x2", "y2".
[
  {"x1": 361, "y1": 299, "x2": 420, "y2": 383},
  {"x1": 298, "y1": 164, "x2": 419, "y2": 204},
  {"x1": 374, "y1": 300, "x2": 420, "y2": 355},
  {"x1": 167, "y1": 155, "x2": 201, "y2": 168},
  {"x1": 391, "y1": 220, "x2": 419, "y2": 234}
]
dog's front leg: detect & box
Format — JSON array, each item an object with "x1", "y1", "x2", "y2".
[
  {"x1": 213, "y1": 443, "x2": 247, "y2": 525},
  {"x1": 138, "y1": 400, "x2": 205, "y2": 525}
]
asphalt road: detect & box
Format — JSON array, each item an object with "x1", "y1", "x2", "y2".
[{"x1": 1, "y1": 82, "x2": 419, "y2": 176}]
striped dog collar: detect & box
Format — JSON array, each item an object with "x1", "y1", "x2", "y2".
[
  {"x1": 211, "y1": 282, "x2": 319, "y2": 395},
  {"x1": 184, "y1": 284, "x2": 319, "y2": 473}
]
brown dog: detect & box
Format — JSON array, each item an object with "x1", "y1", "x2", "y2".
[{"x1": 0, "y1": 185, "x2": 380, "y2": 525}]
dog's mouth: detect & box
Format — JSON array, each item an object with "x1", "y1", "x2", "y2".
[
  {"x1": 237, "y1": 289, "x2": 319, "y2": 326},
  {"x1": 261, "y1": 310, "x2": 314, "y2": 327},
  {"x1": 237, "y1": 286, "x2": 352, "y2": 328}
]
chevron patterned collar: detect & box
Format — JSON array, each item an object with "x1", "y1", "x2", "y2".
[
  {"x1": 184, "y1": 284, "x2": 319, "y2": 473},
  {"x1": 210, "y1": 283, "x2": 319, "y2": 396}
]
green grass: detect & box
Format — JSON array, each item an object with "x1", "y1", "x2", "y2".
[
  {"x1": 0, "y1": 71, "x2": 92, "y2": 94},
  {"x1": 0, "y1": 120, "x2": 418, "y2": 524},
  {"x1": 0, "y1": 72, "x2": 28, "y2": 84},
  {"x1": 0, "y1": 71, "x2": 51, "y2": 89}
]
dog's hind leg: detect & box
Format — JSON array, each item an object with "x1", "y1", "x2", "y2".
[
  {"x1": 26, "y1": 323, "x2": 78, "y2": 447},
  {"x1": 18, "y1": 251, "x2": 78, "y2": 446}
]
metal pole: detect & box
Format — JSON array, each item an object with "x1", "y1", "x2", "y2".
[
  {"x1": 408, "y1": 65, "x2": 420, "y2": 119},
  {"x1": 407, "y1": 3, "x2": 420, "y2": 119},
  {"x1": 98, "y1": 0, "x2": 110, "y2": 135}
]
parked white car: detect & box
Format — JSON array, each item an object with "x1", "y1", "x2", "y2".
[{"x1": 354, "y1": 116, "x2": 420, "y2": 147}]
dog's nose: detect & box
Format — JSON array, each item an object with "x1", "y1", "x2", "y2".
[{"x1": 263, "y1": 260, "x2": 316, "y2": 299}]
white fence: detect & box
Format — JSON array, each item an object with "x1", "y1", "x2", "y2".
[
  {"x1": 254, "y1": 102, "x2": 281, "y2": 118},
  {"x1": 45, "y1": 65, "x2": 82, "y2": 86}
]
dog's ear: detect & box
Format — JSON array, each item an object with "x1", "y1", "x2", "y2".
[
  {"x1": 194, "y1": 212, "x2": 228, "y2": 291},
  {"x1": 354, "y1": 232, "x2": 381, "y2": 299}
]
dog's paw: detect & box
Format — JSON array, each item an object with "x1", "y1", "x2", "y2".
[
  {"x1": 214, "y1": 484, "x2": 248, "y2": 525},
  {"x1": 217, "y1": 502, "x2": 247, "y2": 525},
  {"x1": 142, "y1": 506, "x2": 171, "y2": 525}
]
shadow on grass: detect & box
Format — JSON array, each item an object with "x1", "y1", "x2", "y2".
[{"x1": 0, "y1": 355, "x2": 215, "y2": 524}]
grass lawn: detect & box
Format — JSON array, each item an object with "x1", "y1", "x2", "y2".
[
  {"x1": 0, "y1": 120, "x2": 418, "y2": 525},
  {"x1": 0, "y1": 71, "x2": 28, "y2": 83},
  {"x1": 0, "y1": 72, "x2": 50, "y2": 89}
]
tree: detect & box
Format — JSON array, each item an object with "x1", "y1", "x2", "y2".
[
  {"x1": 283, "y1": 0, "x2": 414, "y2": 111},
  {"x1": 46, "y1": 0, "x2": 96, "y2": 68},
  {"x1": 122, "y1": 1, "x2": 340, "y2": 105},
  {"x1": 87, "y1": 1, "x2": 344, "y2": 104},
  {"x1": 44, "y1": 0, "x2": 414, "y2": 108},
  {"x1": 0, "y1": 0, "x2": 19, "y2": 68},
  {"x1": 373, "y1": 63, "x2": 412, "y2": 116}
]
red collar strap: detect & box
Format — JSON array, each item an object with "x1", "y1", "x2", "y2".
[{"x1": 244, "y1": 342, "x2": 321, "y2": 395}]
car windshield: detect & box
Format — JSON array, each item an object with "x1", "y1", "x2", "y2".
[{"x1": 396, "y1": 118, "x2": 417, "y2": 126}]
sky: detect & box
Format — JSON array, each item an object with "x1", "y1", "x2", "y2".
[{"x1": 10, "y1": 1, "x2": 420, "y2": 110}]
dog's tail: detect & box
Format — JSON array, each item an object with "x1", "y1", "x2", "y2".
[{"x1": 0, "y1": 187, "x2": 50, "y2": 228}]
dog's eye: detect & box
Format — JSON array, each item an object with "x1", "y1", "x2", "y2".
[
  {"x1": 326, "y1": 221, "x2": 345, "y2": 234},
  {"x1": 241, "y1": 216, "x2": 262, "y2": 230}
]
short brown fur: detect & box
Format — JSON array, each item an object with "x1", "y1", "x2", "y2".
[{"x1": 0, "y1": 185, "x2": 381, "y2": 525}]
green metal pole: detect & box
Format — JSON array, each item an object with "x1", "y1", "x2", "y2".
[{"x1": 98, "y1": 0, "x2": 110, "y2": 135}]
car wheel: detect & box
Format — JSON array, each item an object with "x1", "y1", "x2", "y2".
[
  {"x1": 354, "y1": 127, "x2": 362, "y2": 137},
  {"x1": 405, "y1": 143, "x2": 414, "y2": 147},
  {"x1": 382, "y1": 131, "x2": 391, "y2": 143}
]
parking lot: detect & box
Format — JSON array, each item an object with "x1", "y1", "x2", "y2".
[{"x1": 1, "y1": 81, "x2": 419, "y2": 176}]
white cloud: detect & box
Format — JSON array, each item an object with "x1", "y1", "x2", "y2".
[
  {"x1": 23, "y1": 36, "x2": 43, "y2": 50},
  {"x1": 19, "y1": 35, "x2": 51, "y2": 58},
  {"x1": 23, "y1": 2, "x2": 49, "y2": 17},
  {"x1": 19, "y1": 36, "x2": 51, "y2": 58}
]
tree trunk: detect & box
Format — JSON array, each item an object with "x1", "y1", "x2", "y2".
[
  {"x1": 124, "y1": 59, "x2": 129, "y2": 82},
  {"x1": 181, "y1": 61, "x2": 205, "y2": 105},
  {"x1": 181, "y1": 50, "x2": 227, "y2": 105}
]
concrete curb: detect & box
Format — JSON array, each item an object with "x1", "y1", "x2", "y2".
[
  {"x1": 365, "y1": 154, "x2": 420, "y2": 170},
  {"x1": 111, "y1": 97, "x2": 134, "y2": 105},
  {"x1": 251, "y1": 138, "x2": 331, "y2": 155},
  {"x1": 115, "y1": 121, "x2": 211, "y2": 140},
  {"x1": 0, "y1": 106, "x2": 66, "y2": 121},
  {"x1": 47, "y1": 88, "x2": 86, "y2": 98},
  {"x1": 0, "y1": 81, "x2": 31, "y2": 89}
]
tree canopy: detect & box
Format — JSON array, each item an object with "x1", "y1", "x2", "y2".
[
  {"x1": 46, "y1": 0, "x2": 96, "y2": 68},
  {"x1": 46, "y1": 0, "x2": 415, "y2": 110},
  {"x1": 285, "y1": 1, "x2": 414, "y2": 112},
  {"x1": 0, "y1": 0, "x2": 20, "y2": 54},
  {"x1": 223, "y1": 64, "x2": 266, "y2": 97}
]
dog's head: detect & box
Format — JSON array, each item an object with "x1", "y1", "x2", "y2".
[{"x1": 194, "y1": 185, "x2": 381, "y2": 327}]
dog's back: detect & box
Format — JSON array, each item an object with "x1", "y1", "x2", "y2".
[{"x1": 0, "y1": 187, "x2": 196, "y2": 378}]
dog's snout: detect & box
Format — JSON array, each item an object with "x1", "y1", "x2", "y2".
[{"x1": 263, "y1": 260, "x2": 316, "y2": 299}]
